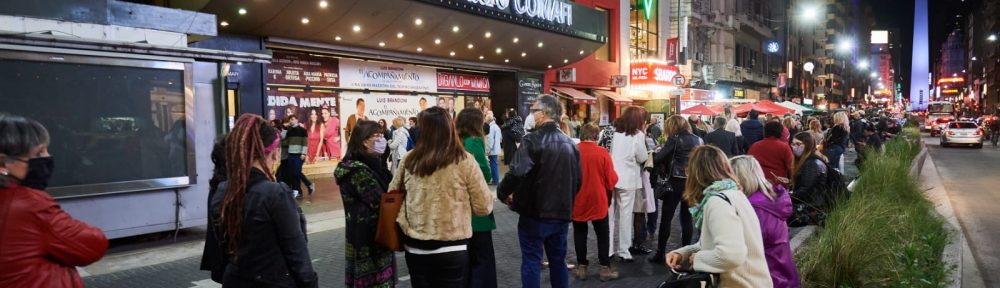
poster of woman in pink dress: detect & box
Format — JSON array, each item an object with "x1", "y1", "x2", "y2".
[
  {"x1": 320, "y1": 105, "x2": 341, "y2": 160},
  {"x1": 306, "y1": 108, "x2": 324, "y2": 163}
]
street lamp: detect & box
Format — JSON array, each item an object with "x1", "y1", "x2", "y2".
[
  {"x1": 858, "y1": 60, "x2": 869, "y2": 70},
  {"x1": 837, "y1": 38, "x2": 855, "y2": 54},
  {"x1": 989, "y1": 34, "x2": 997, "y2": 42}
]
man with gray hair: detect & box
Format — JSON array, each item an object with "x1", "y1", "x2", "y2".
[
  {"x1": 704, "y1": 116, "x2": 741, "y2": 157},
  {"x1": 499, "y1": 95, "x2": 582, "y2": 288}
]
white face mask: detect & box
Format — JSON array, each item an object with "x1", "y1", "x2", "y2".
[{"x1": 793, "y1": 146, "x2": 805, "y2": 156}]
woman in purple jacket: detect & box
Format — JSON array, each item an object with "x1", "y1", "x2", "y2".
[{"x1": 730, "y1": 155, "x2": 801, "y2": 288}]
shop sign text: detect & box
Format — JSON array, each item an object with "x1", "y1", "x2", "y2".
[{"x1": 467, "y1": 0, "x2": 573, "y2": 25}]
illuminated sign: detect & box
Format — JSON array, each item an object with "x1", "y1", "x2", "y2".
[
  {"x1": 936, "y1": 77, "x2": 964, "y2": 83},
  {"x1": 466, "y1": 0, "x2": 574, "y2": 25},
  {"x1": 871, "y1": 30, "x2": 888, "y2": 44},
  {"x1": 630, "y1": 60, "x2": 679, "y2": 87},
  {"x1": 941, "y1": 89, "x2": 959, "y2": 94},
  {"x1": 643, "y1": 0, "x2": 654, "y2": 20},
  {"x1": 766, "y1": 41, "x2": 780, "y2": 54}
]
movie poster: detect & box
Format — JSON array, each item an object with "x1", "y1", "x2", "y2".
[
  {"x1": 266, "y1": 90, "x2": 342, "y2": 161},
  {"x1": 339, "y1": 92, "x2": 439, "y2": 154}
]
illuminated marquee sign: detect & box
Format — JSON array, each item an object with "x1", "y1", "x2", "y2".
[
  {"x1": 630, "y1": 60, "x2": 679, "y2": 87},
  {"x1": 467, "y1": 0, "x2": 573, "y2": 25}
]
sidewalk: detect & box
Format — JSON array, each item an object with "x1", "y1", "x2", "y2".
[{"x1": 83, "y1": 157, "x2": 821, "y2": 287}]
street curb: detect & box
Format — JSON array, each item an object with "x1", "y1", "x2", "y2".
[
  {"x1": 918, "y1": 140, "x2": 984, "y2": 288},
  {"x1": 789, "y1": 226, "x2": 815, "y2": 252},
  {"x1": 79, "y1": 209, "x2": 346, "y2": 277}
]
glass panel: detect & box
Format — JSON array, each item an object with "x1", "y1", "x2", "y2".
[{"x1": 0, "y1": 58, "x2": 187, "y2": 188}]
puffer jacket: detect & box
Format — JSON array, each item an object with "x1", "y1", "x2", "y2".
[
  {"x1": 498, "y1": 121, "x2": 583, "y2": 220},
  {"x1": 748, "y1": 185, "x2": 801, "y2": 288},
  {"x1": 0, "y1": 185, "x2": 108, "y2": 288},
  {"x1": 654, "y1": 131, "x2": 703, "y2": 178},
  {"x1": 210, "y1": 169, "x2": 318, "y2": 288}
]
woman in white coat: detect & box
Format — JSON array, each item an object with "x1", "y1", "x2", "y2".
[
  {"x1": 666, "y1": 145, "x2": 773, "y2": 288},
  {"x1": 607, "y1": 106, "x2": 649, "y2": 262},
  {"x1": 387, "y1": 116, "x2": 409, "y2": 172}
]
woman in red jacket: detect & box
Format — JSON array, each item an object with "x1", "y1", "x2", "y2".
[
  {"x1": 572, "y1": 124, "x2": 620, "y2": 281},
  {"x1": 0, "y1": 113, "x2": 108, "y2": 288}
]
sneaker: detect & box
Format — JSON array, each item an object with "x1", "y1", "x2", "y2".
[
  {"x1": 599, "y1": 265, "x2": 619, "y2": 282},
  {"x1": 542, "y1": 261, "x2": 549, "y2": 269},
  {"x1": 308, "y1": 184, "x2": 315, "y2": 195},
  {"x1": 575, "y1": 264, "x2": 588, "y2": 280},
  {"x1": 614, "y1": 256, "x2": 634, "y2": 263},
  {"x1": 293, "y1": 190, "x2": 302, "y2": 199},
  {"x1": 628, "y1": 246, "x2": 653, "y2": 255}
]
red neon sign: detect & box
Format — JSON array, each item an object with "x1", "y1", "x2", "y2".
[{"x1": 630, "y1": 60, "x2": 679, "y2": 86}]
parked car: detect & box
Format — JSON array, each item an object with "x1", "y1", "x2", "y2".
[{"x1": 940, "y1": 121, "x2": 983, "y2": 149}]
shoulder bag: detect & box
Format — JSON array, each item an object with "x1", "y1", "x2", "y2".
[{"x1": 375, "y1": 168, "x2": 407, "y2": 251}]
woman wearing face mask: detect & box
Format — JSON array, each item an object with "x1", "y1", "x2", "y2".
[
  {"x1": 335, "y1": 120, "x2": 397, "y2": 288},
  {"x1": 0, "y1": 113, "x2": 109, "y2": 287},
  {"x1": 391, "y1": 107, "x2": 493, "y2": 287},
  {"x1": 210, "y1": 114, "x2": 318, "y2": 288},
  {"x1": 790, "y1": 132, "x2": 829, "y2": 210}
]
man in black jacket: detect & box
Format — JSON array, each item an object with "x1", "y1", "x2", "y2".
[
  {"x1": 499, "y1": 95, "x2": 582, "y2": 288},
  {"x1": 705, "y1": 116, "x2": 740, "y2": 157}
]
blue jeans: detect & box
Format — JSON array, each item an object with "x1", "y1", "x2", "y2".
[
  {"x1": 518, "y1": 217, "x2": 570, "y2": 288},
  {"x1": 488, "y1": 155, "x2": 500, "y2": 184},
  {"x1": 823, "y1": 145, "x2": 845, "y2": 170}
]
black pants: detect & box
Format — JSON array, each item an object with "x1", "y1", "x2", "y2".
[
  {"x1": 655, "y1": 177, "x2": 694, "y2": 254},
  {"x1": 406, "y1": 250, "x2": 469, "y2": 288},
  {"x1": 468, "y1": 232, "x2": 497, "y2": 288},
  {"x1": 572, "y1": 217, "x2": 610, "y2": 266}
]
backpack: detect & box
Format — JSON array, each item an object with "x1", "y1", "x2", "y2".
[
  {"x1": 821, "y1": 162, "x2": 850, "y2": 206},
  {"x1": 406, "y1": 135, "x2": 415, "y2": 151}
]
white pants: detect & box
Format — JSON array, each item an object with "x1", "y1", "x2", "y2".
[{"x1": 608, "y1": 188, "x2": 638, "y2": 259}]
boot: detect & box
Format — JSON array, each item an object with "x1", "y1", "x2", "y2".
[
  {"x1": 575, "y1": 264, "x2": 588, "y2": 280},
  {"x1": 599, "y1": 265, "x2": 619, "y2": 281}
]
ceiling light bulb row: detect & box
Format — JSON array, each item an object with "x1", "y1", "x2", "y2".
[{"x1": 319, "y1": 0, "x2": 328, "y2": 8}]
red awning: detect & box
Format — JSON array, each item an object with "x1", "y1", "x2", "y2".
[
  {"x1": 732, "y1": 101, "x2": 794, "y2": 115},
  {"x1": 593, "y1": 90, "x2": 632, "y2": 106},
  {"x1": 680, "y1": 104, "x2": 719, "y2": 116},
  {"x1": 552, "y1": 87, "x2": 597, "y2": 105}
]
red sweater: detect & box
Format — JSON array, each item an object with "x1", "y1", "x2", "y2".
[
  {"x1": 573, "y1": 142, "x2": 619, "y2": 221},
  {"x1": 748, "y1": 137, "x2": 794, "y2": 184}
]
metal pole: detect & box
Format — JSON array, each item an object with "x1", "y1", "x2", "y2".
[
  {"x1": 783, "y1": 0, "x2": 791, "y2": 103},
  {"x1": 676, "y1": 0, "x2": 682, "y2": 114}
]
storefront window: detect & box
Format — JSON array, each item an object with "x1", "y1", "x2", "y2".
[
  {"x1": 0, "y1": 51, "x2": 189, "y2": 197},
  {"x1": 595, "y1": 7, "x2": 613, "y2": 62},
  {"x1": 630, "y1": 0, "x2": 659, "y2": 59}
]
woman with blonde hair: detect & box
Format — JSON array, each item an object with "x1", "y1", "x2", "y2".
[
  {"x1": 665, "y1": 146, "x2": 772, "y2": 287},
  {"x1": 822, "y1": 112, "x2": 850, "y2": 169},
  {"x1": 387, "y1": 116, "x2": 410, "y2": 172},
  {"x1": 649, "y1": 115, "x2": 703, "y2": 263},
  {"x1": 730, "y1": 156, "x2": 800, "y2": 288},
  {"x1": 807, "y1": 119, "x2": 824, "y2": 149}
]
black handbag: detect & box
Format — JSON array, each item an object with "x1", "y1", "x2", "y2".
[
  {"x1": 657, "y1": 268, "x2": 721, "y2": 288},
  {"x1": 653, "y1": 174, "x2": 673, "y2": 200}
]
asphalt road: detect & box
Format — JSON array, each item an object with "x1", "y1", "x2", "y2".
[{"x1": 924, "y1": 135, "x2": 1000, "y2": 287}]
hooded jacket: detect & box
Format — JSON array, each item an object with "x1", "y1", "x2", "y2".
[{"x1": 748, "y1": 185, "x2": 801, "y2": 288}]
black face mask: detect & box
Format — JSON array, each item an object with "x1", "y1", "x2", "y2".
[{"x1": 20, "y1": 156, "x2": 54, "y2": 190}]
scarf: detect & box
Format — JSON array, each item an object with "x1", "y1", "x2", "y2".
[
  {"x1": 344, "y1": 153, "x2": 392, "y2": 190},
  {"x1": 689, "y1": 179, "x2": 739, "y2": 229}
]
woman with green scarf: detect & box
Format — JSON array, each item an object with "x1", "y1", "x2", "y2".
[
  {"x1": 663, "y1": 146, "x2": 773, "y2": 288},
  {"x1": 455, "y1": 108, "x2": 497, "y2": 287}
]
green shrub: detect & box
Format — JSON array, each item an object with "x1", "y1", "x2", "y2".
[{"x1": 796, "y1": 136, "x2": 950, "y2": 287}]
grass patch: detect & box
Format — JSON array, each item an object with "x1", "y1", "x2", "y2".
[{"x1": 795, "y1": 134, "x2": 951, "y2": 287}]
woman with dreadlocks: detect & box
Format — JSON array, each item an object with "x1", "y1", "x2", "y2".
[{"x1": 209, "y1": 114, "x2": 318, "y2": 288}]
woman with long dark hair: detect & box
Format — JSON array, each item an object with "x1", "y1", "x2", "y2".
[
  {"x1": 392, "y1": 106, "x2": 493, "y2": 288},
  {"x1": 456, "y1": 108, "x2": 498, "y2": 287},
  {"x1": 200, "y1": 135, "x2": 228, "y2": 283},
  {"x1": 210, "y1": 114, "x2": 317, "y2": 288},
  {"x1": 0, "y1": 113, "x2": 108, "y2": 287},
  {"x1": 306, "y1": 108, "x2": 325, "y2": 163},
  {"x1": 335, "y1": 120, "x2": 397, "y2": 287},
  {"x1": 791, "y1": 132, "x2": 829, "y2": 210}
]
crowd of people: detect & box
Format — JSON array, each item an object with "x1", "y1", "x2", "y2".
[{"x1": 0, "y1": 95, "x2": 904, "y2": 288}]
